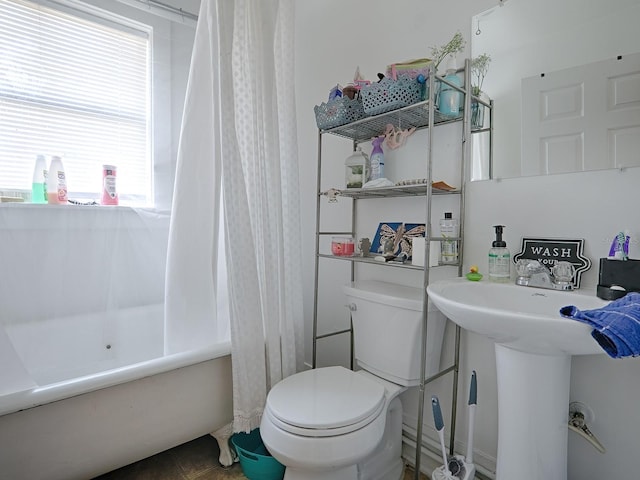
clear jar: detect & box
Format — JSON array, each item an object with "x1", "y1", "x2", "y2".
[{"x1": 344, "y1": 147, "x2": 370, "y2": 188}]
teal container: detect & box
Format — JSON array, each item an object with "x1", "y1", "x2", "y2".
[{"x1": 231, "y1": 429, "x2": 285, "y2": 480}]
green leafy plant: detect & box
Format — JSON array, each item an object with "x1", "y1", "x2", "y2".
[
  {"x1": 430, "y1": 32, "x2": 466, "y2": 70},
  {"x1": 471, "y1": 53, "x2": 491, "y2": 96}
]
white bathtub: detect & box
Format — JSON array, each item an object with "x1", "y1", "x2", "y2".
[{"x1": 0, "y1": 304, "x2": 233, "y2": 480}]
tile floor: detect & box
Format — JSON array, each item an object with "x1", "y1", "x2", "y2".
[{"x1": 94, "y1": 434, "x2": 429, "y2": 479}]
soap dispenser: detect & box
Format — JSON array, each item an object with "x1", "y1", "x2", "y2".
[{"x1": 488, "y1": 225, "x2": 510, "y2": 283}]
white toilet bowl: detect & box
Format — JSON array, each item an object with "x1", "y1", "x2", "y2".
[
  {"x1": 260, "y1": 281, "x2": 447, "y2": 480},
  {"x1": 260, "y1": 366, "x2": 405, "y2": 480}
]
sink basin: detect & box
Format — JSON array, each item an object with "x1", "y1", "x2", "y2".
[
  {"x1": 426, "y1": 278, "x2": 607, "y2": 355},
  {"x1": 427, "y1": 278, "x2": 609, "y2": 480}
]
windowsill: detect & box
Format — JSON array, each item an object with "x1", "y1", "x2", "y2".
[{"x1": 0, "y1": 202, "x2": 170, "y2": 230}]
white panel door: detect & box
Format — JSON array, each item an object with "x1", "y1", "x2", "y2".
[{"x1": 521, "y1": 53, "x2": 640, "y2": 176}]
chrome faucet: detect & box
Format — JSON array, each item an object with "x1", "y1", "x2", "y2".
[{"x1": 515, "y1": 259, "x2": 576, "y2": 291}]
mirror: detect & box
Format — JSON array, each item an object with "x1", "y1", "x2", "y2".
[{"x1": 471, "y1": 0, "x2": 640, "y2": 180}]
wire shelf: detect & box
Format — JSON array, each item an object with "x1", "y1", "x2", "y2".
[
  {"x1": 321, "y1": 183, "x2": 460, "y2": 199},
  {"x1": 319, "y1": 100, "x2": 462, "y2": 143}
]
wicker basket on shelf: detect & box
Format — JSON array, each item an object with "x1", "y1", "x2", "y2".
[
  {"x1": 360, "y1": 77, "x2": 422, "y2": 116},
  {"x1": 314, "y1": 97, "x2": 366, "y2": 130}
]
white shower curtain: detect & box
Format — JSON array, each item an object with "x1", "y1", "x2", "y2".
[{"x1": 165, "y1": 0, "x2": 303, "y2": 433}]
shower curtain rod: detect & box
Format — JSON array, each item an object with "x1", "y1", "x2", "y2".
[{"x1": 125, "y1": 0, "x2": 199, "y2": 22}]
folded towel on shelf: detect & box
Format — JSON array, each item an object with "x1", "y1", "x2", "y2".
[{"x1": 560, "y1": 292, "x2": 640, "y2": 358}]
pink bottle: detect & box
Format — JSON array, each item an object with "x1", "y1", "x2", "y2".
[
  {"x1": 101, "y1": 165, "x2": 118, "y2": 205},
  {"x1": 46, "y1": 155, "x2": 68, "y2": 204}
]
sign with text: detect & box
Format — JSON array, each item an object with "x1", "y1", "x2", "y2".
[{"x1": 513, "y1": 238, "x2": 591, "y2": 288}]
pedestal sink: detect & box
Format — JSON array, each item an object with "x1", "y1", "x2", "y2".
[{"x1": 427, "y1": 278, "x2": 607, "y2": 480}]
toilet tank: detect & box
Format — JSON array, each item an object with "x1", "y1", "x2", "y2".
[{"x1": 342, "y1": 280, "x2": 447, "y2": 387}]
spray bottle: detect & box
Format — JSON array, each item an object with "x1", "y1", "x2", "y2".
[{"x1": 369, "y1": 137, "x2": 385, "y2": 180}]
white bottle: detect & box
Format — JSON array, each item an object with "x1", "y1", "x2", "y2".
[
  {"x1": 46, "y1": 155, "x2": 68, "y2": 204},
  {"x1": 439, "y1": 212, "x2": 459, "y2": 265},
  {"x1": 488, "y1": 225, "x2": 510, "y2": 282}
]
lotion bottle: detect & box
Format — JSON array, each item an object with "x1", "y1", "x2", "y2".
[
  {"x1": 488, "y1": 225, "x2": 510, "y2": 282},
  {"x1": 46, "y1": 155, "x2": 68, "y2": 204}
]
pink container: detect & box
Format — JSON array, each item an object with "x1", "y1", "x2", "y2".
[
  {"x1": 331, "y1": 237, "x2": 355, "y2": 256},
  {"x1": 101, "y1": 165, "x2": 118, "y2": 205}
]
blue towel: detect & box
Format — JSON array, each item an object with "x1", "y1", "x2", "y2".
[{"x1": 560, "y1": 292, "x2": 640, "y2": 358}]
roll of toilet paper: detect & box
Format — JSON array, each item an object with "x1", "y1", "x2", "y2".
[{"x1": 412, "y1": 238, "x2": 440, "y2": 267}]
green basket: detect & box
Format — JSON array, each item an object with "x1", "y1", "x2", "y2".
[{"x1": 231, "y1": 429, "x2": 285, "y2": 480}]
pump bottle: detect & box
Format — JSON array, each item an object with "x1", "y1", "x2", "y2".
[{"x1": 488, "y1": 225, "x2": 510, "y2": 282}]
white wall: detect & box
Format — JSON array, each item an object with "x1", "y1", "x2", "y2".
[{"x1": 296, "y1": 1, "x2": 640, "y2": 478}]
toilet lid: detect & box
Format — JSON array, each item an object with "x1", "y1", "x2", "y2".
[{"x1": 265, "y1": 366, "x2": 386, "y2": 437}]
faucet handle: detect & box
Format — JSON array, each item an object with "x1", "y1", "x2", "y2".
[
  {"x1": 552, "y1": 261, "x2": 575, "y2": 284},
  {"x1": 516, "y1": 259, "x2": 536, "y2": 276},
  {"x1": 516, "y1": 259, "x2": 529, "y2": 277}
]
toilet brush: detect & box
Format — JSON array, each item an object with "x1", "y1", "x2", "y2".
[
  {"x1": 447, "y1": 371, "x2": 478, "y2": 480},
  {"x1": 431, "y1": 396, "x2": 462, "y2": 480},
  {"x1": 432, "y1": 372, "x2": 479, "y2": 480},
  {"x1": 458, "y1": 371, "x2": 478, "y2": 480}
]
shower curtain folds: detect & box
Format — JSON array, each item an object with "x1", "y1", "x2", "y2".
[{"x1": 166, "y1": 0, "x2": 303, "y2": 434}]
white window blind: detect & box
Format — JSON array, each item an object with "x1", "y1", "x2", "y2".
[{"x1": 0, "y1": 0, "x2": 151, "y2": 205}]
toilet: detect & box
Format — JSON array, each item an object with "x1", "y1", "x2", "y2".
[{"x1": 260, "y1": 280, "x2": 447, "y2": 480}]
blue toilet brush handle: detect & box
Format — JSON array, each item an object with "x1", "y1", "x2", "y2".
[
  {"x1": 468, "y1": 370, "x2": 477, "y2": 406},
  {"x1": 466, "y1": 371, "x2": 478, "y2": 464},
  {"x1": 432, "y1": 396, "x2": 451, "y2": 475},
  {"x1": 432, "y1": 395, "x2": 445, "y2": 431}
]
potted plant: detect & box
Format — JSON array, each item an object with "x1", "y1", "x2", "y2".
[
  {"x1": 471, "y1": 53, "x2": 491, "y2": 129},
  {"x1": 429, "y1": 32, "x2": 466, "y2": 112},
  {"x1": 430, "y1": 32, "x2": 466, "y2": 72}
]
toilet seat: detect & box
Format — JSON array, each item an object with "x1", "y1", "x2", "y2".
[{"x1": 265, "y1": 366, "x2": 386, "y2": 438}]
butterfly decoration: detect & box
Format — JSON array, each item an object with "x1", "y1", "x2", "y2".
[
  {"x1": 399, "y1": 223, "x2": 426, "y2": 258},
  {"x1": 370, "y1": 222, "x2": 425, "y2": 259}
]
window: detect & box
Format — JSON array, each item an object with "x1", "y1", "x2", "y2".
[{"x1": 0, "y1": 0, "x2": 151, "y2": 205}]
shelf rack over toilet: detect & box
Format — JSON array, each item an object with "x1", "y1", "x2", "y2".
[{"x1": 311, "y1": 60, "x2": 492, "y2": 479}]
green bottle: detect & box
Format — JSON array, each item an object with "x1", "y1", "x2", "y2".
[{"x1": 32, "y1": 154, "x2": 47, "y2": 203}]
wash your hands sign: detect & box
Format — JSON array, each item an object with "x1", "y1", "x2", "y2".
[{"x1": 513, "y1": 238, "x2": 591, "y2": 288}]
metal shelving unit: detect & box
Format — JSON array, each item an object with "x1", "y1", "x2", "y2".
[{"x1": 311, "y1": 59, "x2": 491, "y2": 479}]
